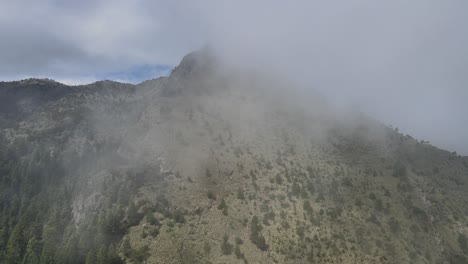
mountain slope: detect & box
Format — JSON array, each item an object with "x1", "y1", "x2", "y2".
[{"x1": 0, "y1": 50, "x2": 467, "y2": 264}]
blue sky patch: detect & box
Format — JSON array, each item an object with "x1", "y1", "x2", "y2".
[{"x1": 98, "y1": 64, "x2": 174, "y2": 84}]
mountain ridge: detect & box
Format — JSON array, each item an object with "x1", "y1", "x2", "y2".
[{"x1": 0, "y1": 50, "x2": 467, "y2": 264}]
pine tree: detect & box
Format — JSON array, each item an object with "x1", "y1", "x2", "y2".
[
  {"x1": 21, "y1": 238, "x2": 40, "y2": 264},
  {"x1": 96, "y1": 245, "x2": 108, "y2": 264},
  {"x1": 85, "y1": 251, "x2": 95, "y2": 264},
  {"x1": 220, "y1": 234, "x2": 233, "y2": 255},
  {"x1": 5, "y1": 224, "x2": 26, "y2": 264},
  {"x1": 121, "y1": 237, "x2": 131, "y2": 257},
  {"x1": 39, "y1": 224, "x2": 59, "y2": 264},
  {"x1": 127, "y1": 202, "x2": 140, "y2": 226},
  {"x1": 250, "y1": 216, "x2": 268, "y2": 251},
  {"x1": 107, "y1": 244, "x2": 123, "y2": 264}
]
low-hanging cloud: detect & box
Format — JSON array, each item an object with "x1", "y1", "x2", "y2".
[
  {"x1": 192, "y1": 0, "x2": 468, "y2": 154},
  {"x1": 0, "y1": 0, "x2": 467, "y2": 154}
]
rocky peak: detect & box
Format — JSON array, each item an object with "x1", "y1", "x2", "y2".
[{"x1": 170, "y1": 47, "x2": 217, "y2": 79}]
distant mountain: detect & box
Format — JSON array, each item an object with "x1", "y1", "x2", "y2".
[{"x1": 0, "y1": 49, "x2": 467, "y2": 264}]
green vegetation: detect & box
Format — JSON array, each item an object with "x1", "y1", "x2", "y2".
[
  {"x1": 0, "y1": 137, "x2": 169, "y2": 263},
  {"x1": 218, "y1": 198, "x2": 228, "y2": 213},
  {"x1": 392, "y1": 161, "x2": 407, "y2": 178},
  {"x1": 207, "y1": 191, "x2": 216, "y2": 200},
  {"x1": 1, "y1": 55, "x2": 468, "y2": 264},
  {"x1": 203, "y1": 241, "x2": 211, "y2": 254},
  {"x1": 250, "y1": 216, "x2": 268, "y2": 251},
  {"x1": 459, "y1": 234, "x2": 468, "y2": 254},
  {"x1": 388, "y1": 217, "x2": 401, "y2": 234},
  {"x1": 127, "y1": 245, "x2": 150, "y2": 263},
  {"x1": 234, "y1": 243, "x2": 245, "y2": 261},
  {"x1": 146, "y1": 212, "x2": 159, "y2": 226},
  {"x1": 221, "y1": 234, "x2": 233, "y2": 255},
  {"x1": 303, "y1": 200, "x2": 313, "y2": 216},
  {"x1": 275, "y1": 174, "x2": 283, "y2": 185},
  {"x1": 237, "y1": 188, "x2": 245, "y2": 200}
]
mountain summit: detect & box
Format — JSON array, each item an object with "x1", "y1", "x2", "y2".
[{"x1": 0, "y1": 50, "x2": 467, "y2": 264}]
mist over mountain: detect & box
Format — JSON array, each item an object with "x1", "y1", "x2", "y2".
[
  {"x1": 2, "y1": 0, "x2": 467, "y2": 155},
  {"x1": 0, "y1": 49, "x2": 467, "y2": 264}
]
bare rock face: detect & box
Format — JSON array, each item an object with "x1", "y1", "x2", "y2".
[{"x1": 0, "y1": 50, "x2": 467, "y2": 264}]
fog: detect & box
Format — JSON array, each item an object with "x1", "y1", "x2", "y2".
[
  {"x1": 1, "y1": 2, "x2": 468, "y2": 262},
  {"x1": 0, "y1": 0, "x2": 467, "y2": 154},
  {"x1": 194, "y1": 0, "x2": 468, "y2": 155}
]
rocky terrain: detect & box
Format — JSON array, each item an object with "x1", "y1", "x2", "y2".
[{"x1": 0, "y1": 49, "x2": 467, "y2": 264}]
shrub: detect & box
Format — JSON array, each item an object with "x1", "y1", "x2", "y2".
[
  {"x1": 129, "y1": 245, "x2": 150, "y2": 263},
  {"x1": 306, "y1": 181, "x2": 315, "y2": 194},
  {"x1": 366, "y1": 214, "x2": 380, "y2": 226},
  {"x1": 127, "y1": 203, "x2": 142, "y2": 227},
  {"x1": 207, "y1": 191, "x2": 216, "y2": 200},
  {"x1": 235, "y1": 244, "x2": 245, "y2": 259},
  {"x1": 411, "y1": 206, "x2": 428, "y2": 223},
  {"x1": 392, "y1": 162, "x2": 407, "y2": 178},
  {"x1": 203, "y1": 241, "x2": 211, "y2": 254},
  {"x1": 237, "y1": 189, "x2": 245, "y2": 200},
  {"x1": 173, "y1": 209, "x2": 186, "y2": 224},
  {"x1": 250, "y1": 216, "x2": 269, "y2": 251},
  {"x1": 303, "y1": 201, "x2": 313, "y2": 216},
  {"x1": 121, "y1": 237, "x2": 131, "y2": 257},
  {"x1": 148, "y1": 226, "x2": 159, "y2": 237},
  {"x1": 388, "y1": 217, "x2": 400, "y2": 234},
  {"x1": 296, "y1": 225, "x2": 305, "y2": 238},
  {"x1": 374, "y1": 199, "x2": 384, "y2": 212},
  {"x1": 221, "y1": 234, "x2": 233, "y2": 255},
  {"x1": 316, "y1": 192, "x2": 325, "y2": 203},
  {"x1": 275, "y1": 174, "x2": 283, "y2": 185},
  {"x1": 218, "y1": 198, "x2": 227, "y2": 210},
  {"x1": 342, "y1": 177, "x2": 353, "y2": 187},
  {"x1": 218, "y1": 198, "x2": 228, "y2": 216},
  {"x1": 355, "y1": 198, "x2": 363, "y2": 207},
  {"x1": 458, "y1": 234, "x2": 467, "y2": 254},
  {"x1": 262, "y1": 212, "x2": 275, "y2": 226},
  {"x1": 140, "y1": 229, "x2": 147, "y2": 239},
  {"x1": 291, "y1": 183, "x2": 301, "y2": 197},
  {"x1": 146, "y1": 212, "x2": 159, "y2": 226}
]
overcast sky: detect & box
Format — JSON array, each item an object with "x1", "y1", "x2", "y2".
[{"x1": 0, "y1": 0, "x2": 467, "y2": 154}]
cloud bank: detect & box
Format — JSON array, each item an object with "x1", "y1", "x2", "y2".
[{"x1": 0, "y1": 0, "x2": 467, "y2": 154}]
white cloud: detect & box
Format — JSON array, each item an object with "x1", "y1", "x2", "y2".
[{"x1": 0, "y1": 0, "x2": 206, "y2": 79}]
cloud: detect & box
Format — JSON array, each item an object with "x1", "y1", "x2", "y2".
[
  {"x1": 98, "y1": 64, "x2": 173, "y2": 84},
  {"x1": 0, "y1": 0, "x2": 467, "y2": 154},
  {"x1": 192, "y1": 0, "x2": 468, "y2": 154},
  {"x1": 0, "y1": 0, "x2": 205, "y2": 83}
]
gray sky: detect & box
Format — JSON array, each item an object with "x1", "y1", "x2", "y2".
[{"x1": 0, "y1": 0, "x2": 467, "y2": 154}]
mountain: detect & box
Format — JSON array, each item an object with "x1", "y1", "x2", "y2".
[{"x1": 0, "y1": 49, "x2": 467, "y2": 264}]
